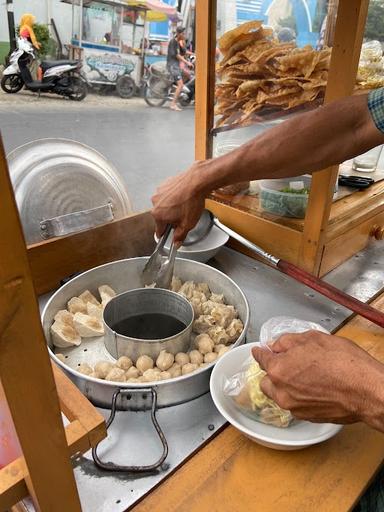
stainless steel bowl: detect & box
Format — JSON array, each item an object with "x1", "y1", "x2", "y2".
[
  {"x1": 103, "y1": 288, "x2": 194, "y2": 360},
  {"x1": 42, "y1": 257, "x2": 250, "y2": 410}
]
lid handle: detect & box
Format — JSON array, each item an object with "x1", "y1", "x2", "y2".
[{"x1": 40, "y1": 203, "x2": 114, "y2": 240}]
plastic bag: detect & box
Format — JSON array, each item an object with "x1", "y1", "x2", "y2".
[
  {"x1": 360, "y1": 40, "x2": 383, "y2": 63},
  {"x1": 225, "y1": 317, "x2": 330, "y2": 428},
  {"x1": 259, "y1": 316, "x2": 329, "y2": 348},
  {"x1": 224, "y1": 355, "x2": 293, "y2": 428}
]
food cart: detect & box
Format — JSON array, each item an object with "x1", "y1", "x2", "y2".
[
  {"x1": 64, "y1": 0, "x2": 180, "y2": 97},
  {"x1": 1, "y1": 1, "x2": 384, "y2": 511}
]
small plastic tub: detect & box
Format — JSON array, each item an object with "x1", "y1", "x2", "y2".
[{"x1": 259, "y1": 176, "x2": 311, "y2": 218}]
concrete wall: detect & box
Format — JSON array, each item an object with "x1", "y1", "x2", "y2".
[{"x1": 0, "y1": 0, "x2": 78, "y2": 45}]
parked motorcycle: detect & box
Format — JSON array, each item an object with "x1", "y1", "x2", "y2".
[
  {"x1": 143, "y1": 59, "x2": 195, "y2": 108},
  {"x1": 1, "y1": 38, "x2": 87, "y2": 101}
]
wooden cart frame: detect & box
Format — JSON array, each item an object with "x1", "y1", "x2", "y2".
[
  {"x1": 1, "y1": 1, "x2": 384, "y2": 509},
  {"x1": 0, "y1": 137, "x2": 156, "y2": 511},
  {"x1": 195, "y1": 0, "x2": 384, "y2": 277}
]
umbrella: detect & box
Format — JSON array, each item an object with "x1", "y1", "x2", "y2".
[{"x1": 127, "y1": 0, "x2": 180, "y2": 22}]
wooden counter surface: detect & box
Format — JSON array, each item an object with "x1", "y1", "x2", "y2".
[{"x1": 132, "y1": 294, "x2": 384, "y2": 512}]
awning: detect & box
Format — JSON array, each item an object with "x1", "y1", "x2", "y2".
[{"x1": 126, "y1": 0, "x2": 180, "y2": 22}]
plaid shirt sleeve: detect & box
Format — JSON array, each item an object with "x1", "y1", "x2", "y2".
[{"x1": 368, "y1": 88, "x2": 384, "y2": 133}]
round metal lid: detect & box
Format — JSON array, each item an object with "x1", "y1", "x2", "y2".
[{"x1": 8, "y1": 139, "x2": 133, "y2": 244}]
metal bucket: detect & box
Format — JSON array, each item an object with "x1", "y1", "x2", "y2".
[{"x1": 103, "y1": 288, "x2": 194, "y2": 360}]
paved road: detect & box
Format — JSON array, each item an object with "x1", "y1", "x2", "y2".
[{"x1": 0, "y1": 91, "x2": 195, "y2": 211}]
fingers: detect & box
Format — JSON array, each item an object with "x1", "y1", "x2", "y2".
[
  {"x1": 173, "y1": 225, "x2": 188, "y2": 243},
  {"x1": 252, "y1": 346, "x2": 275, "y2": 371},
  {"x1": 259, "y1": 375, "x2": 278, "y2": 401},
  {"x1": 154, "y1": 219, "x2": 167, "y2": 239}
]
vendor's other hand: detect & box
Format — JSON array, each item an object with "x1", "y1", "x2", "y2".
[
  {"x1": 252, "y1": 331, "x2": 384, "y2": 429},
  {"x1": 151, "y1": 161, "x2": 206, "y2": 242}
]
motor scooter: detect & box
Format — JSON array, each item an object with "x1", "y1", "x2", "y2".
[
  {"x1": 143, "y1": 56, "x2": 195, "y2": 108},
  {"x1": 1, "y1": 38, "x2": 87, "y2": 101}
]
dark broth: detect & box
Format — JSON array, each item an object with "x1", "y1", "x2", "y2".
[{"x1": 112, "y1": 313, "x2": 186, "y2": 340}]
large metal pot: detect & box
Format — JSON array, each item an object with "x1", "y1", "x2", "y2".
[{"x1": 42, "y1": 257, "x2": 250, "y2": 410}]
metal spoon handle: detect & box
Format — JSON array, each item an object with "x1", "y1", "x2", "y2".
[{"x1": 213, "y1": 217, "x2": 280, "y2": 266}]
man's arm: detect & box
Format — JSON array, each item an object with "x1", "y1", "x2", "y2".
[
  {"x1": 252, "y1": 331, "x2": 384, "y2": 431},
  {"x1": 197, "y1": 93, "x2": 384, "y2": 191},
  {"x1": 152, "y1": 92, "x2": 384, "y2": 240}
]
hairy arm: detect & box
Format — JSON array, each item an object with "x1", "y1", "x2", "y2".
[
  {"x1": 195, "y1": 94, "x2": 384, "y2": 192},
  {"x1": 152, "y1": 93, "x2": 384, "y2": 240}
]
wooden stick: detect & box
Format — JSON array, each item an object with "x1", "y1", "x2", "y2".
[
  {"x1": 0, "y1": 135, "x2": 82, "y2": 511},
  {"x1": 277, "y1": 259, "x2": 384, "y2": 328},
  {"x1": 195, "y1": 0, "x2": 217, "y2": 160}
]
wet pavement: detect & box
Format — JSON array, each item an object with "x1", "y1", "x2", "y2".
[{"x1": 0, "y1": 91, "x2": 195, "y2": 211}]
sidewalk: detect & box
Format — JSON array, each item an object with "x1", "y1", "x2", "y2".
[{"x1": 0, "y1": 89, "x2": 146, "y2": 109}]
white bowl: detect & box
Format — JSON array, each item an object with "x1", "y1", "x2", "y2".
[
  {"x1": 155, "y1": 225, "x2": 229, "y2": 263},
  {"x1": 210, "y1": 342, "x2": 342, "y2": 450}
]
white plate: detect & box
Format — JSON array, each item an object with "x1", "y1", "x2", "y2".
[
  {"x1": 155, "y1": 225, "x2": 229, "y2": 263},
  {"x1": 210, "y1": 342, "x2": 342, "y2": 450}
]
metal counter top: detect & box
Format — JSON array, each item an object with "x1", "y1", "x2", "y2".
[{"x1": 33, "y1": 241, "x2": 384, "y2": 512}]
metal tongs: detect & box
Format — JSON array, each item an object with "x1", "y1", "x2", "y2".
[{"x1": 142, "y1": 225, "x2": 178, "y2": 289}]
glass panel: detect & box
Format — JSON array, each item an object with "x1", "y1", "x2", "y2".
[
  {"x1": 336, "y1": 0, "x2": 384, "y2": 203},
  {"x1": 211, "y1": 0, "x2": 335, "y2": 231},
  {"x1": 2, "y1": 1, "x2": 195, "y2": 245}
]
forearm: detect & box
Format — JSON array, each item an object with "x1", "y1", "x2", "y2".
[{"x1": 194, "y1": 94, "x2": 384, "y2": 194}]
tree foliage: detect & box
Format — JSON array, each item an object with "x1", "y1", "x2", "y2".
[{"x1": 365, "y1": 0, "x2": 384, "y2": 42}]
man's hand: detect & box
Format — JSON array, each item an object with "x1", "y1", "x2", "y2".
[
  {"x1": 151, "y1": 161, "x2": 207, "y2": 242},
  {"x1": 252, "y1": 331, "x2": 384, "y2": 430}
]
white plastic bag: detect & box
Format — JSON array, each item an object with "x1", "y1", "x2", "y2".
[
  {"x1": 259, "y1": 316, "x2": 329, "y2": 348},
  {"x1": 224, "y1": 355, "x2": 293, "y2": 428}
]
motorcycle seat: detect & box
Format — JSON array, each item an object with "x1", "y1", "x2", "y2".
[{"x1": 41, "y1": 60, "x2": 78, "y2": 70}]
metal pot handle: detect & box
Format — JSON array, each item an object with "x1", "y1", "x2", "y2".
[
  {"x1": 40, "y1": 203, "x2": 114, "y2": 239},
  {"x1": 92, "y1": 387, "x2": 169, "y2": 473}
]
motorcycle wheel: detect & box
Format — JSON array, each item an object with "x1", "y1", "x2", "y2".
[
  {"x1": 179, "y1": 94, "x2": 192, "y2": 108},
  {"x1": 68, "y1": 76, "x2": 87, "y2": 101},
  {"x1": 1, "y1": 74, "x2": 24, "y2": 93},
  {"x1": 143, "y1": 84, "x2": 167, "y2": 107},
  {"x1": 116, "y1": 75, "x2": 135, "y2": 99}
]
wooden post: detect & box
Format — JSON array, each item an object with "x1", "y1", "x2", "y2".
[
  {"x1": 300, "y1": 0, "x2": 370, "y2": 274},
  {"x1": 195, "y1": 0, "x2": 217, "y2": 160},
  {"x1": 324, "y1": 0, "x2": 339, "y2": 47},
  {"x1": 0, "y1": 137, "x2": 82, "y2": 511}
]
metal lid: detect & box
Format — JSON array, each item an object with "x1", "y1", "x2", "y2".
[{"x1": 8, "y1": 139, "x2": 133, "y2": 244}]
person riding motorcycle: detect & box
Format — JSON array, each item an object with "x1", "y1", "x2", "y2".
[
  {"x1": 167, "y1": 26, "x2": 193, "y2": 112},
  {"x1": 19, "y1": 14, "x2": 41, "y2": 80},
  {"x1": 19, "y1": 14, "x2": 41, "y2": 49}
]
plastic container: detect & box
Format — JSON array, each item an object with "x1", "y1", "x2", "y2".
[{"x1": 259, "y1": 175, "x2": 311, "y2": 218}]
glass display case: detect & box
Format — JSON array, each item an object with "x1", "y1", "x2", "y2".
[{"x1": 195, "y1": 0, "x2": 384, "y2": 277}]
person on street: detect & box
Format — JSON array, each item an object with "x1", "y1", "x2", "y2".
[
  {"x1": 19, "y1": 13, "x2": 41, "y2": 81},
  {"x1": 151, "y1": 88, "x2": 384, "y2": 431},
  {"x1": 167, "y1": 26, "x2": 193, "y2": 112},
  {"x1": 19, "y1": 13, "x2": 41, "y2": 50}
]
